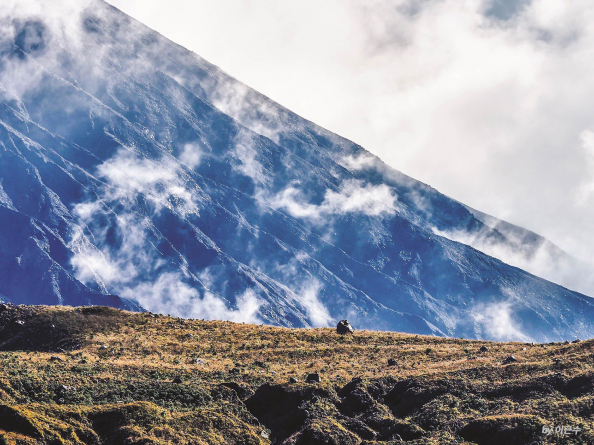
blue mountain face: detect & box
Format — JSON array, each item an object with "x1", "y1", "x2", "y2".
[{"x1": 0, "y1": 0, "x2": 593, "y2": 341}]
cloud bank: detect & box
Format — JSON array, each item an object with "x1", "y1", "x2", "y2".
[{"x1": 109, "y1": 0, "x2": 594, "y2": 273}]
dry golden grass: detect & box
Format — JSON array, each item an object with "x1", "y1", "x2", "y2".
[{"x1": 0, "y1": 305, "x2": 592, "y2": 444}]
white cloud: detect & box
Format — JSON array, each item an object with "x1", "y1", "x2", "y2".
[
  {"x1": 433, "y1": 223, "x2": 594, "y2": 297},
  {"x1": 108, "y1": 0, "x2": 594, "y2": 273},
  {"x1": 121, "y1": 273, "x2": 262, "y2": 322},
  {"x1": 179, "y1": 143, "x2": 203, "y2": 169},
  {"x1": 576, "y1": 130, "x2": 594, "y2": 205},
  {"x1": 230, "y1": 131, "x2": 270, "y2": 185},
  {"x1": 298, "y1": 280, "x2": 332, "y2": 327},
  {"x1": 96, "y1": 149, "x2": 201, "y2": 217},
  {"x1": 68, "y1": 147, "x2": 263, "y2": 322},
  {"x1": 472, "y1": 300, "x2": 531, "y2": 342},
  {"x1": 267, "y1": 179, "x2": 397, "y2": 221}
]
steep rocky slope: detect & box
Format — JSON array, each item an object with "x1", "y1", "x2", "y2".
[{"x1": 0, "y1": 0, "x2": 593, "y2": 340}]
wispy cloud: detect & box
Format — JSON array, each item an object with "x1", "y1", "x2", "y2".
[
  {"x1": 69, "y1": 147, "x2": 263, "y2": 322},
  {"x1": 265, "y1": 178, "x2": 398, "y2": 222},
  {"x1": 433, "y1": 223, "x2": 594, "y2": 297},
  {"x1": 472, "y1": 300, "x2": 531, "y2": 342}
]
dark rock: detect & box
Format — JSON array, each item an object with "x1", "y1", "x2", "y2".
[
  {"x1": 572, "y1": 339, "x2": 581, "y2": 343},
  {"x1": 172, "y1": 377, "x2": 182, "y2": 384},
  {"x1": 0, "y1": 304, "x2": 11, "y2": 313},
  {"x1": 306, "y1": 373, "x2": 321, "y2": 383},
  {"x1": 503, "y1": 355, "x2": 518, "y2": 365},
  {"x1": 388, "y1": 358, "x2": 397, "y2": 366},
  {"x1": 184, "y1": 333, "x2": 194, "y2": 339},
  {"x1": 245, "y1": 384, "x2": 323, "y2": 442},
  {"x1": 229, "y1": 367, "x2": 241, "y2": 374},
  {"x1": 479, "y1": 346, "x2": 490, "y2": 353},
  {"x1": 220, "y1": 382, "x2": 253, "y2": 399},
  {"x1": 384, "y1": 378, "x2": 446, "y2": 418},
  {"x1": 459, "y1": 415, "x2": 543, "y2": 445},
  {"x1": 290, "y1": 377, "x2": 299, "y2": 384},
  {"x1": 99, "y1": 345, "x2": 108, "y2": 350},
  {"x1": 50, "y1": 356, "x2": 64, "y2": 362},
  {"x1": 292, "y1": 419, "x2": 360, "y2": 445},
  {"x1": 338, "y1": 378, "x2": 375, "y2": 414},
  {"x1": 336, "y1": 320, "x2": 355, "y2": 335}
]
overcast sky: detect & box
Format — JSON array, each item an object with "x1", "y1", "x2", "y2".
[{"x1": 108, "y1": 0, "x2": 594, "y2": 265}]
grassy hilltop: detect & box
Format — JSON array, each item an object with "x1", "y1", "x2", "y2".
[{"x1": 0, "y1": 305, "x2": 592, "y2": 444}]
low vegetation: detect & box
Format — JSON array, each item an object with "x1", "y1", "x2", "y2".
[{"x1": 0, "y1": 305, "x2": 592, "y2": 444}]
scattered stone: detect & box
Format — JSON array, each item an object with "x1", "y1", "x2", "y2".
[
  {"x1": 336, "y1": 320, "x2": 355, "y2": 335},
  {"x1": 479, "y1": 346, "x2": 490, "y2": 353},
  {"x1": 80, "y1": 359, "x2": 88, "y2": 364},
  {"x1": 58, "y1": 385, "x2": 75, "y2": 393},
  {"x1": 572, "y1": 339, "x2": 581, "y2": 343},
  {"x1": 503, "y1": 355, "x2": 518, "y2": 365},
  {"x1": 14, "y1": 320, "x2": 25, "y2": 326},
  {"x1": 306, "y1": 373, "x2": 321, "y2": 383},
  {"x1": 563, "y1": 341, "x2": 570, "y2": 345},
  {"x1": 388, "y1": 358, "x2": 397, "y2": 366},
  {"x1": 0, "y1": 303, "x2": 9, "y2": 313},
  {"x1": 195, "y1": 358, "x2": 206, "y2": 365},
  {"x1": 261, "y1": 430, "x2": 269, "y2": 439},
  {"x1": 58, "y1": 398, "x2": 65, "y2": 404},
  {"x1": 522, "y1": 347, "x2": 527, "y2": 351},
  {"x1": 184, "y1": 333, "x2": 194, "y2": 339},
  {"x1": 289, "y1": 377, "x2": 299, "y2": 384},
  {"x1": 50, "y1": 356, "x2": 64, "y2": 362},
  {"x1": 99, "y1": 345, "x2": 108, "y2": 350},
  {"x1": 172, "y1": 377, "x2": 183, "y2": 384},
  {"x1": 229, "y1": 368, "x2": 241, "y2": 374}
]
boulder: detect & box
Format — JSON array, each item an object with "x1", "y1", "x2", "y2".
[
  {"x1": 289, "y1": 377, "x2": 299, "y2": 384},
  {"x1": 306, "y1": 373, "x2": 321, "y2": 384},
  {"x1": 337, "y1": 320, "x2": 355, "y2": 335},
  {"x1": 479, "y1": 346, "x2": 490, "y2": 353},
  {"x1": 503, "y1": 355, "x2": 518, "y2": 365},
  {"x1": 388, "y1": 358, "x2": 397, "y2": 367}
]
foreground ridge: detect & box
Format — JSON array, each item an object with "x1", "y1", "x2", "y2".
[{"x1": 0, "y1": 305, "x2": 591, "y2": 444}]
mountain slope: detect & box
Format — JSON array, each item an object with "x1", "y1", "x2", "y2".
[{"x1": 0, "y1": 0, "x2": 593, "y2": 341}]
